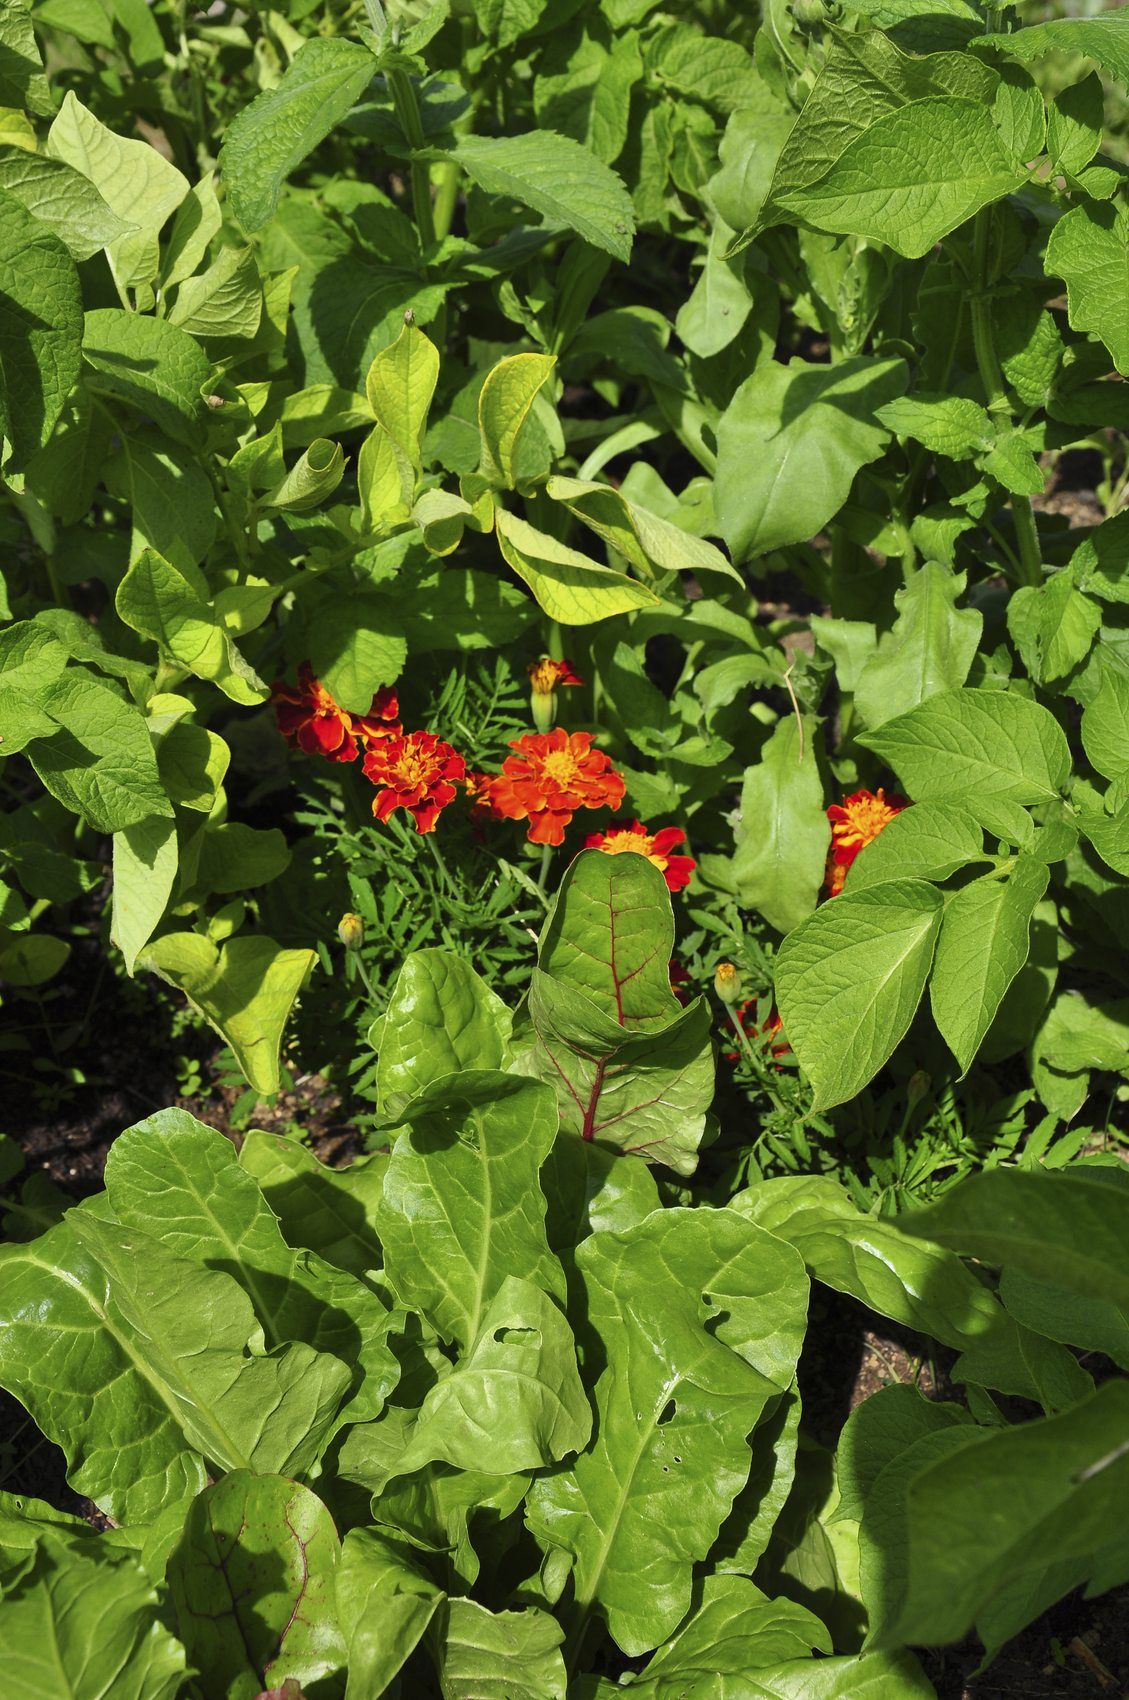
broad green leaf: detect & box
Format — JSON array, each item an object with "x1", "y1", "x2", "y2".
[
  {"x1": 845, "y1": 802, "x2": 986, "y2": 890},
  {"x1": 1047, "y1": 73, "x2": 1104, "y2": 175},
  {"x1": 262, "y1": 437, "x2": 345, "y2": 510},
  {"x1": 168, "y1": 243, "x2": 262, "y2": 340},
  {"x1": 889, "y1": 1381, "x2": 1129, "y2": 1656},
  {"x1": 1082, "y1": 668, "x2": 1129, "y2": 781},
  {"x1": 377, "y1": 1072, "x2": 564, "y2": 1349},
  {"x1": 836, "y1": 1382, "x2": 975, "y2": 1529},
  {"x1": 715, "y1": 355, "x2": 906, "y2": 560},
  {"x1": 452, "y1": 131, "x2": 635, "y2": 262},
  {"x1": 156, "y1": 721, "x2": 229, "y2": 813},
  {"x1": 105, "y1": 434, "x2": 218, "y2": 575},
  {"x1": 904, "y1": 1168, "x2": 1129, "y2": 1313},
  {"x1": 675, "y1": 216, "x2": 755, "y2": 358},
  {"x1": 169, "y1": 1472, "x2": 345, "y2": 1700},
  {"x1": 413, "y1": 487, "x2": 473, "y2": 554},
  {"x1": 654, "y1": 24, "x2": 756, "y2": 113},
  {"x1": 582, "y1": 1650, "x2": 935, "y2": 1699},
  {"x1": 854, "y1": 564, "x2": 982, "y2": 731},
  {"x1": 140, "y1": 932, "x2": 314, "y2": 1095},
  {"x1": 775, "y1": 880, "x2": 943, "y2": 1110},
  {"x1": 479, "y1": 352, "x2": 556, "y2": 486},
  {"x1": 779, "y1": 97, "x2": 1028, "y2": 258},
  {"x1": 376, "y1": 948, "x2": 514, "y2": 1119},
  {"x1": 337, "y1": 1528, "x2": 443, "y2": 1700},
  {"x1": 1007, "y1": 569, "x2": 1101, "y2": 686},
  {"x1": 28, "y1": 671, "x2": 172, "y2": 833},
  {"x1": 547, "y1": 473, "x2": 741, "y2": 584},
  {"x1": 193, "y1": 820, "x2": 284, "y2": 891},
  {"x1": 542, "y1": 1135, "x2": 662, "y2": 1274},
  {"x1": 307, "y1": 593, "x2": 406, "y2": 712},
  {"x1": 365, "y1": 321, "x2": 440, "y2": 499},
  {"x1": 532, "y1": 25, "x2": 641, "y2": 163},
  {"x1": 111, "y1": 815, "x2": 178, "y2": 976},
  {"x1": 431, "y1": 1599, "x2": 566, "y2": 1699},
  {"x1": 1045, "y1": 202, "x2": 1129, "y2": 376},
  {"x1": 860, "y1": 688, "x2": 1071, "y2": 834},
  {"x1": 733, "y1": 715, "x2": 830, "y2": 934},
  {"x1": 0, "y1": 1535, "x2": 186, "y2": 1700},
  {"x1": 1001, "y1": 1267, "x2": 1129, "y2": 1373},
  {"x1": 82, "y1": 309, "x2": 211, "y2": 446},
  {"x1": 527, "y1": 1207, "x2": 808, "y2": 1657},
  {"x1": 876, "y1": 390, "x2": 994, "y2": 459},
  {"x1": 0, "y1": 188, "x2": 82, "y2": 468},
  {"x1": 732, "y1": 1176, "x2": 1003, "y2": 1351},
  {"x1": 390, "y1": 1276, "x2": 590, "y2": 1477},
  {"x1": 539, "y1": 848, "x2": 683, "y2": 1025},
  {"x1": 161, "y1": 171, "x2": 221, "y2": 290},
  {"x1": 0, "y1": 931, "x2": 70, "y2": 986},
  {"x1": 105, "y1": 1111, "x2": 397, "y2": 1421},
  {"x1": 992, "y1": 14, "x2": 1129, "y2": 93},
  {"x1": 219, "y1": 38, "x2": 377, "y2": 232},
  {"x1": 618, "y1": 1577, "x2": 828, "y2": 1696},
  {"x1": 495, "y1": 508, "x2": 660, "y2": 624},
  {"x1": 239, "y1": 1130, "x2": 384, "y2": 1279},
  {"x1": 707, "y1": 108, "x2": 795, "y2": 233},
  {"x1": 0, "y1": 144, "x2": 131, "y2": 259},
  {"x1": 0, "y1": 1212, "x2": 349, "y2": 1523},
  {"x1": 929, "y1": 855, "x2": 1050, "y2": 1072},
  {"x1": 0, "y1": 0, "x2": 51, "y2": 113},
  {"x1": 116, "y1": 548, "x2": 267, "y2": 705}
]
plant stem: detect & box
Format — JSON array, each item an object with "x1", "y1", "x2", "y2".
[
  {"x1": 387, "y1": 67, "x2": 435, "y2": 248},
  {"x1": 432, "y1": 159, "x2": 459, "y2": 240},
  {"x1": 726, "y1": 1005, "x2": 759, "y2": 1071},
  {"x1": 537, "y1": 843, "x2": 553, "y2": 892}
]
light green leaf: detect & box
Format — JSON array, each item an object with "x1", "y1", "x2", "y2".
[
  {"x1": 219, "y1": 38, "x2": 377, "y2": 232},
  {"x1": 111, "y1": 815, "x2": 178, "y2": 976},
  {"x1": 105, "y1": 434, "x2": 218, "y2": 575},
  {"x1": 929, "y1": 855, "x2": 1051, "y2": 1072},
  {"x1": 991, "y1": 14, "x2": 1129, "y2": 94},
  {"x1": 1007, "y1": 570, "x2": 1101, "y2": 686},
  {"x1": 115, "y1": 547, "x2": 267, "y2": 705},
  {"x1": 169, "y1": 1472, "x2": 346, "y2": 1700},
  {"x1": 365, "y1": 321, "x2": 440, "y2": 499},
  {"x1": 1082, "y1": 667, "x2": 1129, "y2": 780},
  {"x1": 532, "y1": 26, "x2": 641, "y2": 163},
  {"x1": 140, "y1": 932, "x2": 314, "y2": 1095},
  {"x1": 0, "y1": 144, "x2": 132, "y2": 259},
  {"x1": 779, "y1": 97, "x2": 1028, "y2": 258},
  {"x1": 452, "y1": 131, "x2": 635, "y2": 262},
  {"x1": 156, "y1": 721, "x2": 229, "y2": 813},
  {"x1": 495, "y1": 509, "x2": 660, "y2": 624},
  {"x1": 715, "y1": 355, "x2": 906, "y2": 561},
  {"x1": 239, "y1": 1130, "x2": 384, "y2": 1280},
  {"x1": 527, "y1": 1207, "x2": 808, "y2": 1657},
  {"x1": 0, "y1": 188, "x2": 82, "y2": 468},
  {"x1": 854, "y1": 564, "x2": 982, "y2": 730},
  {"x1": 82, "y1": 309, "x2": 211, "y2": 446},
  {"x1": 733, "y1": 715, "x2": 830, "y2": 934},
  {"x1": 307, "y1": 592, "x2": 406, "y2": 712},
  {"x1": 617, "y1": 1576, "x2": 827, "y2": 1697},
  {"x1": 876, "y1": 390, "x2": 993, "y2": 460},
  {"x1": 478, "y1": 351, "x2": 556, "y2": 486},
  {"x1": 432, "y1": 1599, "x2": 567, "y2": 1699},
  {"x1": 547, "y1": 473, "x2": 741, "y2": 584},
  {"x1": 337, "y1": 1528, "x2": 443, "y2": 1700},
  {"x1": 28, "y1": 671, "x2": 172, "y2": 833},
  {"x1": 376, "y1": 948, "x2": 514, "y2": 1120},
  {"x1": 1045, "y1": 202, "x2": 1129, "y2": 376},
  {"x1": 377, "y1": 1073, "x2": 564, "y2": 1350},
  {"x1": 845, "y1": 801, "x2": 986, "y2": 890},
  {"x1": 775, "y1": 880, "x2": 944, "y2": 1109},
  {"x1": 168, "y1": 243, "x2": 262, "y2": 340},
  {"x1": 262, "y1": 437, "x2": 346, "y2": 511},
  {"x1": 413, "y1": 487, "x2": 473, "y2": 555},
  {"x1": 161, "y1": 171, "x2": 221, "y2": 290},
  {"x1": 0, "y1": 0, "x2": 51, "y2": 114}
]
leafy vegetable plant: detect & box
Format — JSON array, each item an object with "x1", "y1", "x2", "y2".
[{"x1": 2, "y1": 854, "x2": 1128, "y2": 1697}]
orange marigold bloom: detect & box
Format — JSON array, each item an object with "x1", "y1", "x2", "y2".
[
  {"x1": 528, "y1": 657, "x2": 583, "y2": 694},
  {"x1": 478, "y1": 727, "x2": 625, "y2": 847},
  {"x1": 271, "y1": 667, "x2": 401, "y2": 763},
  {"x1": 584, "y1": 820, "x2": 695, "y2": 892},
  {"x1": 362, "y1": 731, "x2": 465, "y2": 834},
  {"x1": 825, "y1": 786, "x2": 907, "y2": 896}
]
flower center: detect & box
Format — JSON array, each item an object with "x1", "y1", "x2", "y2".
[
  {"x1": 599, "y1": 829, "x2": 657, "y2": 859},
  {"x1": 541, "y1": 749, "x2": 581, "y2": 785},
  {"x1": 835, "y1": 792, "x2": 897, "y2": 848}
]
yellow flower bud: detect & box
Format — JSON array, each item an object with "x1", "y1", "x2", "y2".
[
  {"x1": 714, "y1": 961, "x2": 742, "y2": 1005},
  {"x1": 338, "y1": 912, "x2": 365, "y2": 951}
]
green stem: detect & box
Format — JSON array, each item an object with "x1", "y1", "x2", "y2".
[
  {"x1": 387, "y1": 67, "x2": 435, "y2": 248},
  {"x1": 432, "y1": 159, "x2": 459, "y2": 240},
  {"x1": 1011, "y1": 493, "x2": 1043, "y2": 588},
  {"x1": 726, "y1": 1005, "x2": 759, "y2": 1072},
  {"x1": 537, "y1": 843, "x2": 552, "y2": 892}
]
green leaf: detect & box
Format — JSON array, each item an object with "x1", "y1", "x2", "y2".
[
  {"x1": 779, "y1": 96, "x2": 1028, "y2": 258},
  {"x1": 903, "y1": 1168, "x2": 1129, "y2": 1314},
  {"x1": 262, "y1": 437, "x2": 345, "y2": 511},
  {"x1": 168, "y1": 243, "x2": 262, "y2": 340},
  {"x1": 888, "y1": 1381, "x2": 1129, "y2": 1656},
  {"x1": 528, "y1": 1207, "x2": 808, "y2": 1657},
  {"x1": 452, "y1": 131, "x2": 635, "y2": 261},
  {"x1": 732, "y1": 1176, "x2": 1004, "y2": 1351},
  {"x1": 854, "y1": 564, "x2": 982, "y2": 731},
  {"x1": 140, "y1": 932, "x2": 314, "y2": 1095},
  {"x1": 547, "y1": 473, "x2": 741, "y2": 585},
  {"x1": 337, "y1": 1528, "x2": 443, "y2": 1700},
  {"x1": 365, "y1": 321, "x2": 440, "y2": 499},
  {"x1": 378, "y1": 1073, "x2": 564, "y2": 1350},
  {"x1": 390, "y1": 1275, "x2": 590, "y2": 1477},
  {"x1": 860, "y1": 687, "x2": 1071, "y2": 833},
  {"x1": 479, "y1": 352, "x2": 556, "y2": 487},
  {"x1": 162, "y1": 172, "x2": 221, "y2": 290},
  {"x1": 0, "y1": 144, "x2": 132, "y2": 260},
  {"x1": 111, "y1": 815, "x2": 178, "y2": 976},
  {"x1": 991, "y1": 14, "x2": 1129, "y2": 94},
  {"x1": 239, "y1": 1130, "x2": 384, "y2": 1279},
  {"x1": 0, "y1": 188, "x2": 82, "y2": 468},
  {"x1": 1082, "y1": 667, "x2": 1129, "y2": 781},
  {"x1": 929, "y1": 856, "x2": 1050, "y2": 1072},
  {"x1": 0, "y1": 1212, "x2": 349, "y2": 1523},
  {"x1": 106, "y1": 434, "x2": 218, "y2": 575},
  {"x1": 0, "y1": 1535, "x2": 186, "y2": 1700},
  {"x1": 116, "y1": 548, "x2": 267, "y2": 705},
  {"x1": 616, "y1": 1576, "x2": 827, "y2": 1697},
  {"x1": 1007, "y1": 569, "x2": 1101, "y2": 686},
  {"x1": 431, "y1": 1599, "x2": 567, "y2": 1699},
  {"x1": 775, "y1": 880, "x2": 943, "y2": 1110},
  {"x1": 0, "y1": 0, "x2": 51, "y2": 113},
  {"x1": 675, "y1": 217, "x2": 755, "y2": 359},
  {"x1": 1047, "y1": 72, "x2": 1104, "y2": 176},
  {"x1": 82, "y1": 309, "x2": 211, "y2": 447},
  {"x1": 307, "y1": 592, "x2": 406, "y2": 712},
  {"x1": 495, "y1": 509, "x2": 660, "y2": 624},
  {"x1": 845, "y1": 801, "x2": 986, "y2": 890},
  {"x1": 376, "y1": 949, "x2": 514, "y2": 1120},
  {"x1": 219, "y1": 38, "x2": 377, "y2": 232},
  {"x1": 156, "y1": 721, "x2": 229, "y2": 814},
  {"x1": 715, "y1": 355, "x2": 906, "y2": 561},
  {"x1": 532, "y1": 26, "x2": 641, "y2": 164},
  {"x1": 168, "y1": 1472, "x2": 345, "y2": 1700},
  {"x1": 1045, "y1": 202, "x2": 1129, "y2": 376},
  {"x1": 28, "y1": 671, "x2": 172, "y2": 834},
  {"x1": 1001, "y1": 1267, "x2": 1129, "y2": 1373},
  {"x1": 733, "y1": 714, "x2": 830, "y2": 934}
]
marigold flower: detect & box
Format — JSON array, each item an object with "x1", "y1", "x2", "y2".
[
  {"x1": 528, "y1": 657, "x2": 583, "y2": 732},
  {"x1": 362, "y1": 731, "x2": 466, "y2": 834},
  {"x1": 272, "y1": 667, "x2": 402, "y2": 763},
  {"x1": 714, "y1": 961, "x2": 742, "y2": 1005},
  {"x1": 477, "y1": 728, "x2": 625, "y2": 846},
  {"x1": 825, "y1": 786, "x2": 907, "y2": 896},
  {"x1": 724, "y1": 1000, "x2": 790, "y2": 1065},
  {"x1": 584, "y1": 820, "x2": 695, "y2": 892}
]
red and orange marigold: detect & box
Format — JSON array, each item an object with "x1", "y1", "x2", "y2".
[
  {"x1": 473, "y1": 727, "x2": 625, "y2": 846},
  {"x1": 362, "y1": 731, "x2": 465, "y2": 834},
  {"x1": 271, "y1": 665, "x2": 401, "y2": 763},
  {"x1": 724, "y1": 1001, "x2": 790, "y2": 1065},
  {"x1": 825, "y1": 786, "x2": 907, "y2": 896},
  {"x1": 584, "y1": 820, "x2": 695, "y2": 892}
]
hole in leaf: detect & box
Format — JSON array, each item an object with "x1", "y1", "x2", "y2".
[{"x1": 658, "y1": 1399, "x2": 676, "y2": 1426}]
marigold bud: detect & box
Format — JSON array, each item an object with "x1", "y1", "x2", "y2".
[
  {"x1": 338, "y1": 912, "x2": 365, "y2": 951},
  {"x1": 907, "y1": 1069, "x2": 930, "y2": 1108},
  {"x1": 714, "y1": 961, "x2": 742, "y2": 1005}
]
